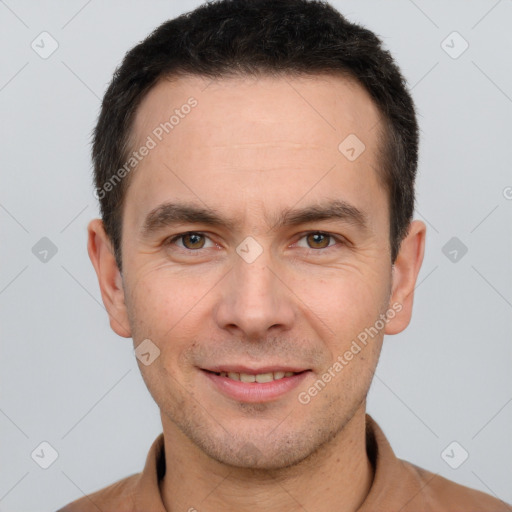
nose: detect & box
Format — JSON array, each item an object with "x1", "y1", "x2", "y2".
[{"x1": 213, "y1": 252, "x2": 296, "y2": 340}]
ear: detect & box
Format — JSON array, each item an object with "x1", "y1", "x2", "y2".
[
  {"x1": 87, "y1": 219, "x2": 131, "y2": 338},
  {"x1": 385, "y1": 220, "x2": 426, "y2": 335}
]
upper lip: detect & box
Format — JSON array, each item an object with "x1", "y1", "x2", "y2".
[{"x1": 202, "y1": 365, "x2": 310, "y2": 374}]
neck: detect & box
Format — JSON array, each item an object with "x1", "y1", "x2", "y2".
[{"x1": 160, "y1": 404, "x2": 374, "y2": 512}]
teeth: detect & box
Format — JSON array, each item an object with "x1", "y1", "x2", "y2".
[
  {"x1": 255, "y1": 372, "x2": 274, "y2": 383},
  {"x1": 216, "y1": 370, "x2": 299, "y2": 382}
]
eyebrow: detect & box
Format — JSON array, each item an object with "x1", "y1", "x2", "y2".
[{"x1": 140, "y1": 199, "x2": 369, "y2": 238}]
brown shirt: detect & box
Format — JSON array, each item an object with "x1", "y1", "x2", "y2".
[{"x1": 57, "y1": 414, "x2": 511, "y2": 511}]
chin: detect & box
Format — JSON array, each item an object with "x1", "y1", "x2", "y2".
[{"x1": 188, "y1": 420, "x2": 343, "y2": 472}]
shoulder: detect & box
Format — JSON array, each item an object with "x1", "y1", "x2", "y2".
[
  {"x1": 401, "y1": 460, "x2": 511, "y2": 512},
  {"x1": 364, "y1": 415, "x2": 510, "y2": 511},
  {"x1": 56, "y1": 473, "x2": 140, "y2": 512},
  {"x1": 56, "y1": 432, "x2": 166, "y2": 512}
]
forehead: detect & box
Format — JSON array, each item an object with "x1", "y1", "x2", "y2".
[
  {"x1": 132, "y1": 72, "x2": 381, "y2": 151},
  {"x1": 125, "y1": 73, "x2": 386, "y2": 232}
]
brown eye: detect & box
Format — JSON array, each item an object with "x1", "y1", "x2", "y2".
[
  {"x1": 306, "y1": 232, "x2": 332, "y2": 249},
  {"x1": 177, "y1": 232, "x2": 206, "y2": 250}
]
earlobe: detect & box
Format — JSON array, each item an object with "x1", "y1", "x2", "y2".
[
  {"x1": 385, "y1": 220, "x2": 426, "y2": 336},
  {"x1": 87, "y1": 219, "x2": 131, "y2": 338}
]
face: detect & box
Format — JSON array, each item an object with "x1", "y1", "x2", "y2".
[{"x1": 93, "y1": 73, "x2": 421, "y2": 470}]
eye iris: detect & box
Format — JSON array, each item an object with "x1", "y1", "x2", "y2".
[
  {"x1": 307, "y1": 233, "x2": 330, "y2": 249},
  {"x1": 183, "y1": 233, "x2": 205, "y2": 249}
]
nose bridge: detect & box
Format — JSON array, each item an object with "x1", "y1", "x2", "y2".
[
  {"x1": 235, "y1": 256, "x2": 275, "y2": 304},
  {"x1": 214, "y1": 245, "x2": 294, "y2": 337}
]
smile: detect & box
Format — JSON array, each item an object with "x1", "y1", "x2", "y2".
[
  {"x1": 201, "y1": 368, "x2": 311, "y2": 402},
  {"x1": 213, "y1": 370, "x2": 298, "y2": 382}
]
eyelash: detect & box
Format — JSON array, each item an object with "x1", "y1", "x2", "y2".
[{"x1": 166, "y1": 231, "x2": 346, "y2": 254}]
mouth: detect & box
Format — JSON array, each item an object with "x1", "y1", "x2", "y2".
[
  {"x1": 200, "y1": 366, "x2": 311, "y2": 402},
  {"x1": 204, "y1": 369, "x2": 305, "y2": 383}
]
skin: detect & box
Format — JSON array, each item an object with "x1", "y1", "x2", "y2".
[{"x1": 88, "y1": 73, "x2": 426, "y2": 512}]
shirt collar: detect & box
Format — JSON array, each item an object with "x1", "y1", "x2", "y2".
[{"x1": 132, "y1": 413, "x2": 427, "y2": 511}]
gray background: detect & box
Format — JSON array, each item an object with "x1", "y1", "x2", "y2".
[{"x1": 1, "y1": 1, "x2": 511, "y2": 510}]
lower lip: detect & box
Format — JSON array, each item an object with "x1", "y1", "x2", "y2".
[{"x1": 201, "y1": 370, "x2": 310, "y2": 403}]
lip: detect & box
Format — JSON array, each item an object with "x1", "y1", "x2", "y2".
[
  {"x1": 203, "y1": 365, "x2": 309, "y2": 374},
  {"x1": 201, "y1": 368, "x2": 311, "y2": 403}
]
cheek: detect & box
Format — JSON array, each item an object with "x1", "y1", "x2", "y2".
[
  {"x1": 125, "y1": 269, "x2": 211, "y2": 375},
  {"x1": 296, "y1": 268, "x2": 388, "y2": 334},
  {"x1": 126, "y1": 264, "x2": 205, "y2": 334}
]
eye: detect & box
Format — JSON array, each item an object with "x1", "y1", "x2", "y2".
[
  {"x1": 295, "y1": 232, "x2": 343, "y2": 251},
  {"x1": 168, "y1": 232, "x2": 215, "y2": 250},
  {"x1": 165, "y1": 231, "x2": 345, "y2": 255}
]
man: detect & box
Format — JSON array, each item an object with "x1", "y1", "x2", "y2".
[{"x1": 58, "y1": 0, "x2": 511, "y2": 510}]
